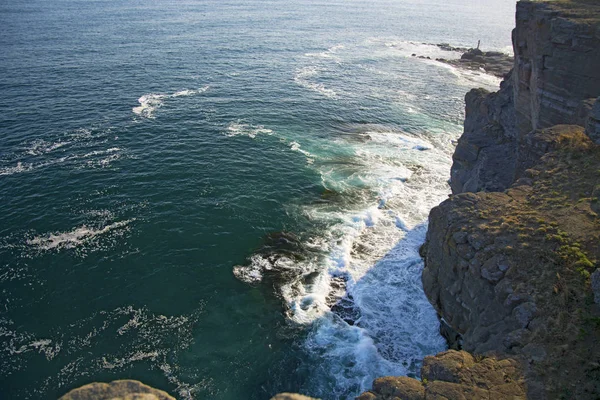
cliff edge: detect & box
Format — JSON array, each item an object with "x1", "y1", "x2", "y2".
[{"x1": 360, "y1": 1, "x2": 600, "y2": 399}]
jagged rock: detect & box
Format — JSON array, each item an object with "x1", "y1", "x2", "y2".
[
  {"x1": 450, "y1": 77, "x2": 517, "y2": 194},
  {"x1": 591, "y1": 269, "x2": 600, "y2": 304},
  {"x1": 587, "y1": 97, "x2": 600, "y2": 144},
  {"x1": 58, "y1": 380, "x2": 175, "y2": 400},
  {"x1": 372, "y1": 376, "x2": 425, "y2": 399}
]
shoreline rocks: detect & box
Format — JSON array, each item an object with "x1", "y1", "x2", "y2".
[
  {"x1": 411, "y1": 44, "x2": 514, "y2": 78},
  {"x1": 357, "y1": 350, "x2": 526, "y2": 400},
  {"x1": 436, "y1": 48, "x2": 514, "y2": 78}
]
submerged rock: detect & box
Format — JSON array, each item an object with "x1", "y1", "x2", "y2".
[{"x1": 59, "y1": 380, "x2": 175, "y2": 400}]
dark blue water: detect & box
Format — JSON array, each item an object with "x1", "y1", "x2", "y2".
[{"x1": 0, "y1": 0, "x2": 514, "y2": 398}]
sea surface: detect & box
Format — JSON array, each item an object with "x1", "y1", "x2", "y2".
[{"x1": 0, "y1": 0, "x2": 514, "y2": 398}]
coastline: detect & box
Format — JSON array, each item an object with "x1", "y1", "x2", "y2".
[{"x1": 360, "y1": 0, "x2": 600, "y2": 398}]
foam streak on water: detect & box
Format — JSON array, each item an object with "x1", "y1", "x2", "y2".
[
  {"x1": 26, "y1": 219, "x2": 134, "y2": 252},
  {"x1": 132, "y1": 86, "x2": 209, "y2": 118}
]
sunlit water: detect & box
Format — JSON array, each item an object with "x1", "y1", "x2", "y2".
[{"x1": 0, "y1": 0, "x2": 514, "y2": 398}]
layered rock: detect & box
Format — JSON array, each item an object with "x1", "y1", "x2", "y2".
[
  {"x1": 451, "y1": 0, "x2": 600, "y2": 195},
  {"x1": 358, "y1": 2, "x2": 600, "y2": 399},
  {"x1": 450, "y1": 76, "x2": 517, "y2": 194},
  {"x1": 513, "y1": 1, "x2": 600, "y2": 136},
  {"x1": 587, "y1": 97, "x2": 600, "y2": 143}
]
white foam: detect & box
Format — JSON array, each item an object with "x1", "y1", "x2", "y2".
[
  {"x1": 254, "y1": 125, "x2": 456, "y2": 397},
  {"x1": 294, "y1": 66, "x2": 338, "y2": 99},
  {"x1": 382, "y1": 40, "x2": 462, "y2": 60},
  {"x1": 27, "y1": 219, "x2": 134, "y2": 252},
  {"x1": 289, "y1": 141, "x2": 315, "y2": 164},
  {"x1": 304, "y1": 44, "x2": 345, "y2": 61},
  {"x1": 133, "y1": 86, "x2": 209, "y2": 118},
  {"x1": 26, "y1": 139, "x2": 70, "y2": 156},
  {"x1": 0, "y1": 161, "x2": 33, "y2": 176},
  {"x1": 225, "y1": 122, "x2": 273, "y2": 139}
]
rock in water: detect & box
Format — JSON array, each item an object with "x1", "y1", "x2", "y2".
[{"x1": 59, "y1": 380, "x2": 175, "y2": 400}]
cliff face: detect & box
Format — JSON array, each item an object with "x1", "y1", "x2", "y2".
[
  {"x1": 451, "y1": 0, "x2": 600, "y2": 195},
  {"x1": 425, "y1": 125, "x2": 600, "y2": 398},
  {"x1": 450, "y1": 77, "x2": 516, "y2": 194},
  {"x1": 422, "y1": 1, "x2": 600, "y2": 398},
  {"x1": 513, "y1": 1, "x2": 600, "y2": 136}
]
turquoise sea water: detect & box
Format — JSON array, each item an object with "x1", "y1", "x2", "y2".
[{"x1": 0, "y1": 0, "x2": 514, "y2": 398}]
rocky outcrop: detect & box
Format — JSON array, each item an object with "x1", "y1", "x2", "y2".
[
  {"x1": 450, "y1": 76, "x2": 516, "y2": 194},
  {"x1": 450, "y1": 0, "x2": 600, "y2": 195},
  {"x1": 587, "y1": 97, "x2": 600, "y2": 143},
  {"x1": 59, "y1": 380, "x2": 175, "y2": 400},
  {"x1": 424, "y1": 126, "x2": 600, "y2": 398},
  {"x1": 357, "y1": 2, "x2": 600, "y2": 400},
  {"x1": 357, "y1": 350, "x2": 525, "y2": 400},
  {"x1": 437, "y1": 48, "x2": 514, "y2": 78}
]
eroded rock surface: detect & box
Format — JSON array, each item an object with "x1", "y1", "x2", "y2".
[
  {"x1": 270, "y1": 393, "x2": 320, "y2": 400},
  {"x1": 450, "y1": 76, "x2": 516, "y2": 194},
  {"x1": 438, "y1": 48, "x2": 514, "y2": 78},
  {"x1": 357, "y1": 350, "x2": 525, "y2": 400},
  {"x1": 59, "y1": 380, "x2": 175, "y2": 400}
]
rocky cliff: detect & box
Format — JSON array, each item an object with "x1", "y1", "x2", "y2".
[
  {"x1": 451, "y1": 0, "x2": 600, "y2": 195},
  {"x1": 361, "y1": 1, "x2": 600, "y2": 399}
]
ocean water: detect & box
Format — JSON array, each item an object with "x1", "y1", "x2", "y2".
[{"x1": 0, "y1": 0, "x2": 514, "y2": 399}]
